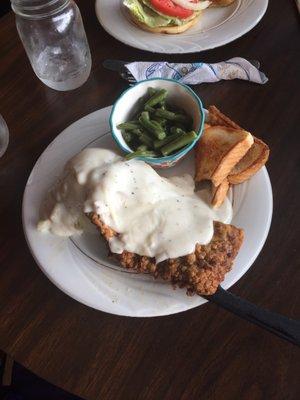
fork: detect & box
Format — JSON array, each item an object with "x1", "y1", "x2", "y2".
[
  {"x1": 102, "y1": 59, "x2": 136, "y2": 85},
  {"x1": 120, "y1": 70, "x2": 136, "y2": 85}
]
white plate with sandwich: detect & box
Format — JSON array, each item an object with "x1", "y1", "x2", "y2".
[
  {"x1": 95, "y1": 0, "x2": 268, "y2": 54},
  {"x1": 22, "y1": 93, "x2": 273, "y2": 317}
]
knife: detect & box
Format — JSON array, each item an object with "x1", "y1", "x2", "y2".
[{"x1": 207, "y1": 286, "x2": 300, "y2": 347}]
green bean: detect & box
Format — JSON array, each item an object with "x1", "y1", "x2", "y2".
[
  {"x1": 170, "y1": 126, "x2": 186, "y2": 135},
  {"x1": 145, "y1": 89, "x2": 168, "y2": 108},
  {"x1": 117, "y1": 121, "x2": 140, "y2": 131},
  {"x1": 173, "y1": 114, "x2": 192, "y2": 126},
  {"x1": 137, "y1": 95, "x2": 147, "y2": 109},
  {"x1": 153, "y1": 130, "x2": 183, "y2": 149},
  {"x1": 136, "y1": 145, "x2": 148, "y2": 151},
  {"x1": 131, "y1": 128, "x2": 151, "y2": 139},
  {"x1": 120, "y1": 88, "x2": 194, "y2": 158},
  {"x1": 154, "y1": 109, "x2": 176, "y2": 120},
  {"x1": 161, "y1": 131, "x2": 197, "y2": 156},
  {"x1": 130, "y1": 128, "x2": 154, "y2": 149},
  {"x1": 131, "y1": 128, "x2": 148, "y2": 139},
  {"x1": 151, "y1": 120, "x2": 164, "y2": 129},
  {"x1": 122, "y1": 131, "x2": 132, "y2": 143},
  {"x1": 152, "y1": 117, "x2": 167, "y2": 126},
  {"x1": 148, "y1": 87, "x2": 157, "y2": 97},
  {"x1": 141, "y1": 111, "x2": 150, "y2": 120},
  {"x1": 125, "y1": 150, "x2": 157, "y2": 160},
  {"x1": 150, "y1": 122, "x2": 166, "y2": 140},
  {"x1": 173, "y1": 122, "x2": 186, "y2": 131},
  {"x1": 154, "y1": 109, "x2": 192, "y2": 127},
  {"x1": 145, "y1": 104, "x2": 155, "y2": 113},
  {"x1": 140, "y1": 133, "x2": 154, "y2": 148},
  {"x1": 131, "y1": 128, "x2": 143, "y2": 136},
  {"x1": 139, "y1": 112, "x2": 166, "y2": 140}
]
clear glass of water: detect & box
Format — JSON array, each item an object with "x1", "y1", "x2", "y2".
[
  {"x1": 11, "y1": 0, "x2": 92, "y2": 91},
  {"x1": 0, "y1": 115, "x2": 9, "y2": 157}
]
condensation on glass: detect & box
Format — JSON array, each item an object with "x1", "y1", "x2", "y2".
[{"x1": 11, "y1": 0, "x2": 92, "y2": 91}]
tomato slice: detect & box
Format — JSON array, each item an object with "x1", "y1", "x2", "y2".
[{"x1": 150, "y1": 0, "x2": 194, "y2": 19}]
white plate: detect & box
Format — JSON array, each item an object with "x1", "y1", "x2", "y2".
[
  {"x1": 95, "y1": 0, "x2": 268, "y2": 54},
  {"x1": 22, "y1": 106, "x2": 272, "y2": 317}
]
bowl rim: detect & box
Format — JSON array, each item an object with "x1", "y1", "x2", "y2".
[{"x1": 109, "y1": 77, "x2": 205, "y2": 164}]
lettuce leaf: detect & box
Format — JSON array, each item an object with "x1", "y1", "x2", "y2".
[{"x1": 123, "y1": 0, "x2": 189, "y2": 27}]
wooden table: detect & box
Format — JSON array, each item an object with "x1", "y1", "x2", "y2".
[{"x1": 0, "y1": 1, "x2": 299, "y2": 399}]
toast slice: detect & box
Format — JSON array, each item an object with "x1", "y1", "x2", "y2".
[
  {"x1": 195, "y1": 125, "x2": 254, "y2": 187},
  {"x1": 228, "y1": 137, "x2": 270, "y2": 184},
  {"x1": 211, "y1": 179, "x2": 230, "y2": 208},
  {"x1": 208, "y1": 106, "x2": 269, "y2": 184},
  {"x1": 208, "y1": 105, "x2": 241, "y2": 129}
]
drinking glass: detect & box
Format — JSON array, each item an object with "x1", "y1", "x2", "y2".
[
  {"x1": 11, "y1": 0, "x2": 92, "y2": 91},
  {"x1": 0, "y1": 115, "x2": 9, "y2": 157}
]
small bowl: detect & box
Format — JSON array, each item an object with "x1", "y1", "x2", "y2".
[{"x1": 109, "y1": 78, "x2": 205, "y2": 168}]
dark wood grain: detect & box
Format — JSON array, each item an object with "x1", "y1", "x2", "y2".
[{"x1": 0, "y1": 1, "x2": 300, "y2": 399}]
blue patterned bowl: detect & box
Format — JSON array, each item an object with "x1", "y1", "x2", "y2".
[{"x1": 109, "y1": 78, "x2": 204, "y2": 168}]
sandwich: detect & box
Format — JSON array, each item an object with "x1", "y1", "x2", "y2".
[
  {"x1": 123, "y1": 0, "x2": 212, "y2": 34},
  {"x1": 210, "y1": 0, "x2": 236, "y2": 6}
]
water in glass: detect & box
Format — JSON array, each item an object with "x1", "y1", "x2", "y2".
[{"x1": 11, "y1": 0, "x2": 92, "y2": 91}]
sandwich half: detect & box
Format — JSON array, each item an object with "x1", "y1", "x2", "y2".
[{"x1": 123, "y1": 0, "x2": 211, "y2": 34}]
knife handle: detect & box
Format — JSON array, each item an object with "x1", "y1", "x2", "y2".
[{"x1": 208, "y1": 286, "x2": 300, "y2": 346}]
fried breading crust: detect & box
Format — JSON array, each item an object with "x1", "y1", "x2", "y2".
[{"x1": 89, "y1": 213, "x2": 244, "y2": 295}]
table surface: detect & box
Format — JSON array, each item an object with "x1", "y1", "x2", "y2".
[{"x1": 1, "y1": 1, "x2": 300, "y2": 399}]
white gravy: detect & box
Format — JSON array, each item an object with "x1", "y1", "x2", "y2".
[{"x1": 38, "y1": 148, "x2": 232, "y2": 262}]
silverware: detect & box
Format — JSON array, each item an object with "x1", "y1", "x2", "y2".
[
  {"x1": 207, "y1": 286, "x2": 300, "y2": 346},
  {"x1": 103, "y1": 59, "x2": 261, "y2": 84},
  {"x1": 101, "y1": 57, "x2": 300, "y2": 346},
  {"x1": 102, "y1": 59, "x2": 136, "y2": 85}
]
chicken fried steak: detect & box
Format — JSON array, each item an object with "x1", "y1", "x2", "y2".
[{"x1": 89, "y1": 213, "x2": 244, "y2": 296}]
